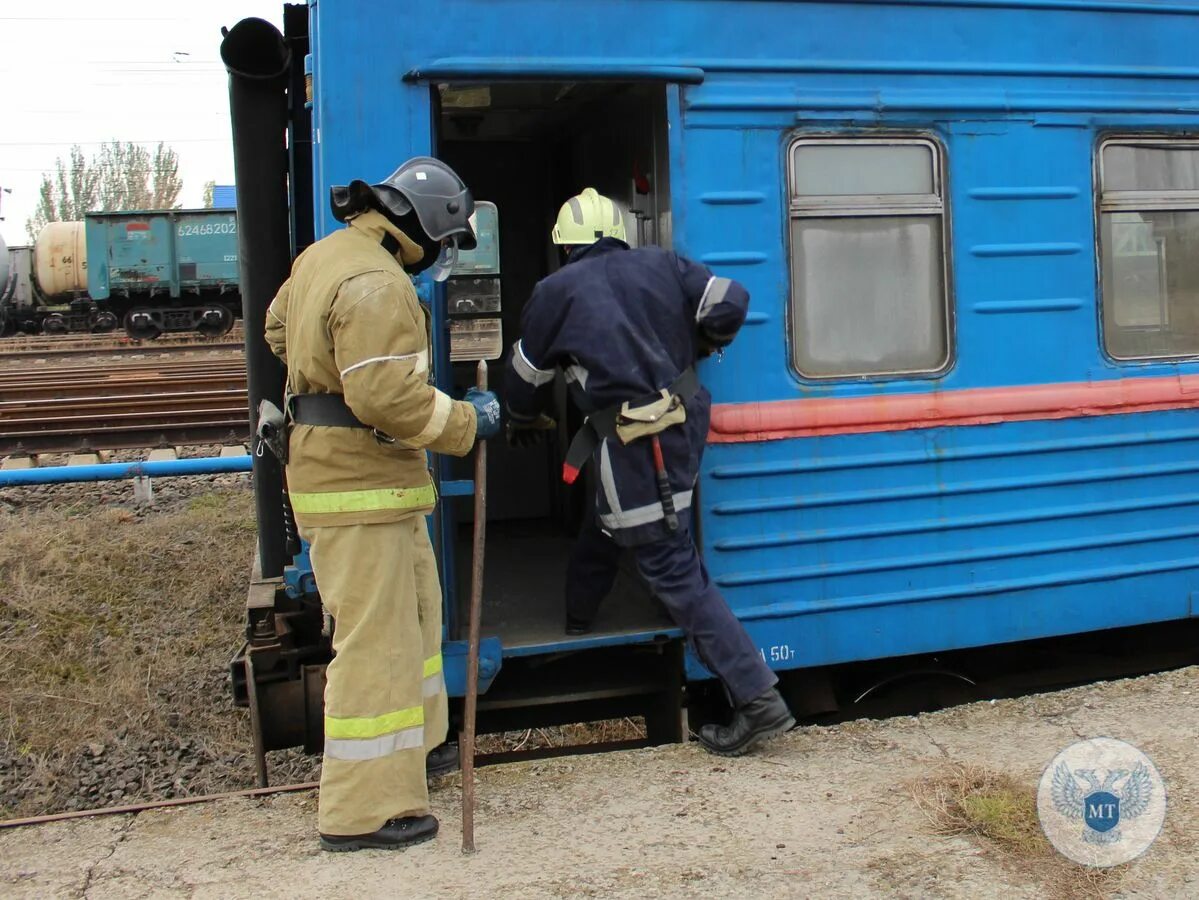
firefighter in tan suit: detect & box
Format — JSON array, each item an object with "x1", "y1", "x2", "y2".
[{"x1": 265, "y1": 157, "x2": 500, "y2": 852}]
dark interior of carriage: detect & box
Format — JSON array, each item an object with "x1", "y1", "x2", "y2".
[{"x1": 435, "y1": 81, "x2": 678, "y2": 648}]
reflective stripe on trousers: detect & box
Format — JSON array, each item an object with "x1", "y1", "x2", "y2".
[
  {"x1": 423, "y1": 652, "x2": 444, "y2": 698},
  {"x1": 323, "y1": 684, "x2": 442, "y2": 761},
  {"x1": 324, "y1": 705, "x2": 424, "y2": 761},
  {"x1": 599, "y1": 489, "x2": 694, "y2": 531}
]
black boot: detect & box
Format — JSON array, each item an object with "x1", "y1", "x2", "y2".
[
  {"x1": 565, "y1": 613, "x2": 593, "y2": 636},
  {"x1": 426, "y1": 741, "x2": 459, "y2": 779},
  {"x1": 697, "y1": 687, "x2": 795, "y2": 757},
  {"x1": 319, "y1": 814, "x2": 439, "y2": 852}
]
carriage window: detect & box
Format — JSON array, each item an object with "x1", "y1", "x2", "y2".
[
  {"x1": 1099, "y1": 139, "x2": 1199, "y2": 360},
  {"x1": 788, "y1": 138, "x2": 950, "y2": 379}
]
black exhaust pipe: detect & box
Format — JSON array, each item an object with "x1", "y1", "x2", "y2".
[{"x1": 221, "y1": 18, "x2": 291, "y2": 579}]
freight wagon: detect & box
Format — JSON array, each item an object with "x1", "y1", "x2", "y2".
[
  {"x1": 1, "y1": 209, "x2": 240, "y2": 338},
  {"x1": 0, "y1": 238, "x2": 42, "y2": 335},
  {"x1": 86, "y1": 209, "x2": 241, "y2": 339},
  {"x1": 225, "y1": 0, "x2": 1199, "y2": 770}
]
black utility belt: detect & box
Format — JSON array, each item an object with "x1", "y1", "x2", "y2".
[
  {"x1": 562, "y1": 367, "x2": 699, "y2": 485},
  {"x1": 289, "y1": 393, "x2": 369, "y2": 428}
]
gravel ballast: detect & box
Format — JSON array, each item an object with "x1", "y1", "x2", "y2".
[{"x1": 0, "y1": 473, "x2": 318, "y2": 819}]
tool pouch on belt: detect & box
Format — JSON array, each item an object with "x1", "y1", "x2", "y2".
[
  {"x1": 562, "y1": 367, "x2": 699, "y2": 485},
  {"x1": 614, "y1": 390, "x2": 687, "y2": 445},
  {"x1": 256, "y1": 399, "x2": 289, "y2": 465}
]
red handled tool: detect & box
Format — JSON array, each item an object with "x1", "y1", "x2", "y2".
[{"x1": 651, "y1": 434, "x2": 679, "y2": 532}]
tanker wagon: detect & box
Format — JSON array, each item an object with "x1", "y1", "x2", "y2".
[
  {"x1": 1, "y1": 236, "x2": 49, "y2": 335},
  {"x1": 0, "y1": 244, "x2": 38, "y2": 335},
  {"x1": 0, "y1": 232, "x2": 9, "y2": 330},
  {"x1": 224, "y1": 0, "x2": 1199, "y2": 776}
]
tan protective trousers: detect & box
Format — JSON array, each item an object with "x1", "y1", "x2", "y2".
[{"x1": 304, "y1": 515, "x2": 448, "y2": 836}]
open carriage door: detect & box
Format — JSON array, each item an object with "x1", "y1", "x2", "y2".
[{"x1": 402, "y1": 64, "x2": 701, "y2": 685}]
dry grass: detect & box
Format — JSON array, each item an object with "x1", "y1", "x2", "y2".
[
  {"x1": 0, "y1": 487, "x2": 316, "y2": 816},
  {"x1": 0, "y1": 491, "x2": 255, "y2": 753},
  {"x1": 912, "y1": 764, "x2": 1127, "y2": 900},
  {"x1": 0, "y1": 483, "x2": 648, "y2": 817},
  {"x1": 912, "y1": 764, "x2": 1047, "y2": 857}
]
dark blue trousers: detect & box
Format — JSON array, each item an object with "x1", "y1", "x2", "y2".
[{"x1": 566, "y1": 516, "x2": 777, "y2": 706}]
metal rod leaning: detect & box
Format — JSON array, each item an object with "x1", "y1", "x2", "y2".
[{"x1": 461, "y1": 358, "x2": 488, "y2": 853}]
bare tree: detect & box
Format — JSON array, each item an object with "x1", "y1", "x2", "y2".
[
  {"x1": 25, "y1": 141, "x2": 185, "y2": 239},
  {"x1": 26, "y1": 146, "x2": 99, "y2": 240},
  {"x1": 97, "y1": 141, "x2": 150, "y2": 210},
  {"x1": 150, "y1": 143, "x2": 184, "y2": 209},
  {"x1": 202, "y1": 180, "x2": 216, "y2": 208}
]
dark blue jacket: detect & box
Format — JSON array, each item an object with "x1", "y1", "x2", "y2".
[{"x1": 505, "y1": 238, "x2": 749, "y2": 545}]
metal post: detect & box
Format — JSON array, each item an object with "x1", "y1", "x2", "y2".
[
  {"x1": 220, "y1": 18, "x2": 292, "y2": 579},
  {"x1": 462, "y1": 360, "x2": 488, "y2": 853},
  {"x1": 243, "y1": 653, "x2": 270, "y2": 788}
]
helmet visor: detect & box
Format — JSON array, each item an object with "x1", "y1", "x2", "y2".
[{"x1": 428, "y1": 238, "x2": 461, "y2": 283}]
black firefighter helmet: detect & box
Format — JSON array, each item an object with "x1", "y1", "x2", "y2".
[{"x1": 331, "y1": 156, "x2": 476, "y2": 280}]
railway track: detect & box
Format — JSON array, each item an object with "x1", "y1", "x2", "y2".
[
  {"x1": 0, "y1": 359, "x2": 250, "y2": 455},
  {"x1": 0, "y1": 328, "x2": 245, "y2": 360}
]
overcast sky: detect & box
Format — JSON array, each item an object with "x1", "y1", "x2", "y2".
[{"x1": 0, "y1": 1, "x2": 283, "y2": 245}]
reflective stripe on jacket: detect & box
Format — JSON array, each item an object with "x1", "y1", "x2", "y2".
[
  {"x1": 266, "y1": 209, "x2": 477, "y2": 527},
  {"x1": 504, "y1": 239, "x2": 749, "y2": 545}
]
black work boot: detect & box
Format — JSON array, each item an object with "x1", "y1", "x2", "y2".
[
  {"x1": 565, "y1": 613, "x2": 593, "y2": 636},
  {"x1": 696, "y1": 687, "x2": 795, "y2": 757},
  {"x1": 426, "y1": 741, "x2": 459, "y2": 779},
  {"x1": 319, "y1": 814, "x2": 439, "y2": 852}
]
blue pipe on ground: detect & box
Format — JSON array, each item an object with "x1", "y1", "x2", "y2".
[{"x1": 0, "y1": 456, "x2": 253, "y2": 487}]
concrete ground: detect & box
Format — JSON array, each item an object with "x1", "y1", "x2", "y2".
[{"x1": 1, "y1": 667, "x2": 1196, "y2": 900}]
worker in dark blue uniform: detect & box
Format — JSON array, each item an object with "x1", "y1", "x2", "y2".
[{"x1": 504, "y1": 188, "x2": 794, "y2": 756}]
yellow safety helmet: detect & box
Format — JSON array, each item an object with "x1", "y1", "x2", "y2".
[{"x1": 551, "y1": 187, "x2": 627, "y2": 245}]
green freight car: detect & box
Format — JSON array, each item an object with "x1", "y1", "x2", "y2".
[{"x1": 86, "y1": 209, "x2": 240, "y2": 338}]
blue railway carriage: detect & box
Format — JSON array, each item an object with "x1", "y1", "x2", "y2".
[{"x1": 233, "y1": 0, "x2": 1199, "y2": 754}]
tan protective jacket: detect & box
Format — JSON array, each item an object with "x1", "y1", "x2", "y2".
[{"x1": 265, "y1": 210, "x2": 476, "y2": 527}]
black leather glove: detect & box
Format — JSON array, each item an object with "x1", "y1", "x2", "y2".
[
  {"x1": 506, "y1": 414, "x2": 556, "y2": 448},
  {"x1": 696, "y1": 322, "x2": 731, "y2": 360}
]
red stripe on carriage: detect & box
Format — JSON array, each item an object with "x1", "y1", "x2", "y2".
[
  {"x1": 125, "y1": 222, "x2": 151, "y2": 231},
  {"x1": 709, "y1": 375, "x2": 1199, "y2": 443}
]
